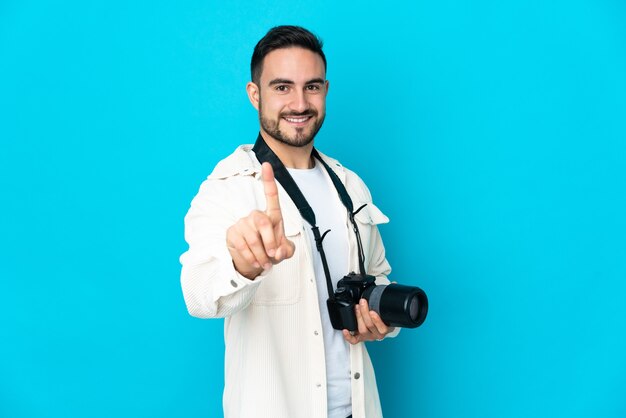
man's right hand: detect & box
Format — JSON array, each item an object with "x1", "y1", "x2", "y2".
[{"x1": 226, "y1": 162, "x2": 295, "y2": 280}]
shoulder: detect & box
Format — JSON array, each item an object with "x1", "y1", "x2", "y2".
[
  {"x1": 194, "y1": 144, "x2": 262, "y2": 198},
  {"x1": 316, "y1": 148, "x2": 390, "y2": 224},
  {"x1": 188, "y1": 145, "x2": 262, "y2": 216},
  {"x1": 207, "y1": 144, "x2": 262, "y2": 180},
  {"x1": 315, "y1": 149, "x2": 374, "y2": 202}
]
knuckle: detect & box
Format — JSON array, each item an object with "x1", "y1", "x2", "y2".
[
  {"x1": 246, "y1": 234, "x2": 260, "y2": 246},
  {"x1": 247, "y1": 210, "x2": 265, "y2": 224},
  {"x1": 257, "y1": 217, "x2": 271, "y2": 228}
]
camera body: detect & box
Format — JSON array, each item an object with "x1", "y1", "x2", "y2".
[{"x1": 327, "y1": 272, "x2": 428, "y2": 332}]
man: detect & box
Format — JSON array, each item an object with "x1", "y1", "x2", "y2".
[{"x1": 180, "y1": 25, "x2": 398, "y2": 418}]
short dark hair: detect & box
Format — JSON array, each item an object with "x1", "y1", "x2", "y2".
[{"x1": 250, "y1": 25, "x2": 326, "y2": 84}]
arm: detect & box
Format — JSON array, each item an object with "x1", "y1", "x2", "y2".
[
  {"x1": 180, "y1": 177, "x2": 262, "y2": 318},
  {"x1": 180, "y1": 163, "x2": 294, "y2": 318}
]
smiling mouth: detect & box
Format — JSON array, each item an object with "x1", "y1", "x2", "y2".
[{"x1": 282, "y1": 115, "x2": 313, "y2": 124}]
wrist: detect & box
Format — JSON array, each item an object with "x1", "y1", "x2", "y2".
[{"x1": 232, "y1": 260, "x2": 264, "y2": 280}]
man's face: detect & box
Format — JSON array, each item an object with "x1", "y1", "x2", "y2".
[{"x1": 250, "y1": 47, "x2": 328, "y2": 147}]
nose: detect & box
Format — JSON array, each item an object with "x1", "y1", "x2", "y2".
[{"x1": 289, "y1": 89, "x2": 309, "y2": 113}]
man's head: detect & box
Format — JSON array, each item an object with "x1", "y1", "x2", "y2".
[
  {"x1": 247, "y1": 26, "x2": 329, "y2": 148},
  {"x1": 250, "y1": 25, "x2": 327, "y2": 85}
]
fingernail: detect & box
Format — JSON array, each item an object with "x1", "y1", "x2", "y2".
[
  {"x1": 275, "y1": 248, "x2": 282, "y2": 260},
  {"x1": 263, "y1": 263, "x2": 271, "y2": 271},
  {"x1": 253, "y1": 262, "x2": 261, "y2": 268},
  {"x1": 267, "y1": 249, "x2": 276, "y2": 257}
]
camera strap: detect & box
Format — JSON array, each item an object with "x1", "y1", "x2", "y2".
[{"x1": 252, "y1": 134, "x2": 368, "y2": 301}]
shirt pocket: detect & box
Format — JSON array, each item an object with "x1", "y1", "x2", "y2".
[
  {"x1": 250, "y1": 219, "x2": 304, "y2": 306},
  {"x1": 353, "y1": 202, "x2": 389, "y2": 226}
]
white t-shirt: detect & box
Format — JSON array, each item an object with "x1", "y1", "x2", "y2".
[{"x1": 288, "y1": 161, "x2": 352, "y2": 418}]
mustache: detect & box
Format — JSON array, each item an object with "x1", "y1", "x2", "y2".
[{"x1": 280, "y1": 110, "x2": 318, "y2": 118}]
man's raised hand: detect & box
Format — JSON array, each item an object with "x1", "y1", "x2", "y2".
[{"x1": 226, "y1": 162, "x2": 295, "y2": 279}]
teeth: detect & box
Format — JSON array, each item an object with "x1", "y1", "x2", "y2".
[{"x1": 284, "y1": 116, "x2": 309, "y2": 123}]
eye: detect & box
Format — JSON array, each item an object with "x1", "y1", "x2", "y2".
[
  {"x1": 275, "y1": 85, "x2": 290, "y2": 93},
  {"x1": 306, "y1": 84, "x2": 321, "y2": 92}
]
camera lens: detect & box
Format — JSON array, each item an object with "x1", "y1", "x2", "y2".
[
  {"x1": 363, "y1": 283, "x2": 428, "y2": 328},
  {"x1": 409, "y1": 295, "x2": 419, "y2": 321}
]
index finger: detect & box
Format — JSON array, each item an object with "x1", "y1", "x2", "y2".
[{"x1": 261, "y1": 162, "x2": 282, "y2": 218}]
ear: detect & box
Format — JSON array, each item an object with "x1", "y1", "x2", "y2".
[
  {"x1": 324, "y1": 79, "x2": 330, "y2": 96},
  {"x1": 246, "y1": 81, "x2": 260, "y2": 110}
]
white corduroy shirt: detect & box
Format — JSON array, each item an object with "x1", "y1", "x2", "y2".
[{"x1": 180, "y1": 144, "x2": 398, "y2": 418}]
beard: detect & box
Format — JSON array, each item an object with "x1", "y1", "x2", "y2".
[{"x1": 259, "y1": 101, "x2": 325, "y2": 148}]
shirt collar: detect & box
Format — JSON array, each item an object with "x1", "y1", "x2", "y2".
[{"x1": 208, "y1": 144, "x2": 346, "y2": 184}]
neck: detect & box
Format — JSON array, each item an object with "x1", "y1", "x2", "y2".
[{"x1": 259, "y1": 130, "x2": 314, "y2": 169}]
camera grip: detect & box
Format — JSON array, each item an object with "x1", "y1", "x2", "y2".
[{"x1": 327, "y1": 299, "x2": 358, "y2": 331}]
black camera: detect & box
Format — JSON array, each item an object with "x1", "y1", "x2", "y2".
[{"x1": 327, "y1": 272, "x2": 428, "y2": 332}]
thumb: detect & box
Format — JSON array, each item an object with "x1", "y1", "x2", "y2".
[{"x1": 274, "y1": 236, "x2": 295, "y2": 262}]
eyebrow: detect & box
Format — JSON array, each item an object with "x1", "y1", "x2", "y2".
[
  {"x1": 268, "y1": 78, "x2": 326, "y2": 86},
  {"x1": 305, "y1": 78, "x2": 326, "y2": 85}
]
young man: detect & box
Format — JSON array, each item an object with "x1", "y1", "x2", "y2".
[{"x1": 180, "y1": 25, "x2": 398, "y2": 418}]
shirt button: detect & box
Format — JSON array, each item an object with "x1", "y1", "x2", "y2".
[
  {"x1": 354, "y1": 372, "x2": 361, "y2": 379},
  {"x1": 314, "y1": 330, "x2": 319, "y2": 336},
  {"x1": 230, "y1": 280, "x2": 238, "y2": 288},
  {"x1": 316, "y1": 383, "x2": 322, "y2": 388}
]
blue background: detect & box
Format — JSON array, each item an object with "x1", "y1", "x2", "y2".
[{"x1": 1, "y1": 1, "x2": 625, "y2": 417}]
